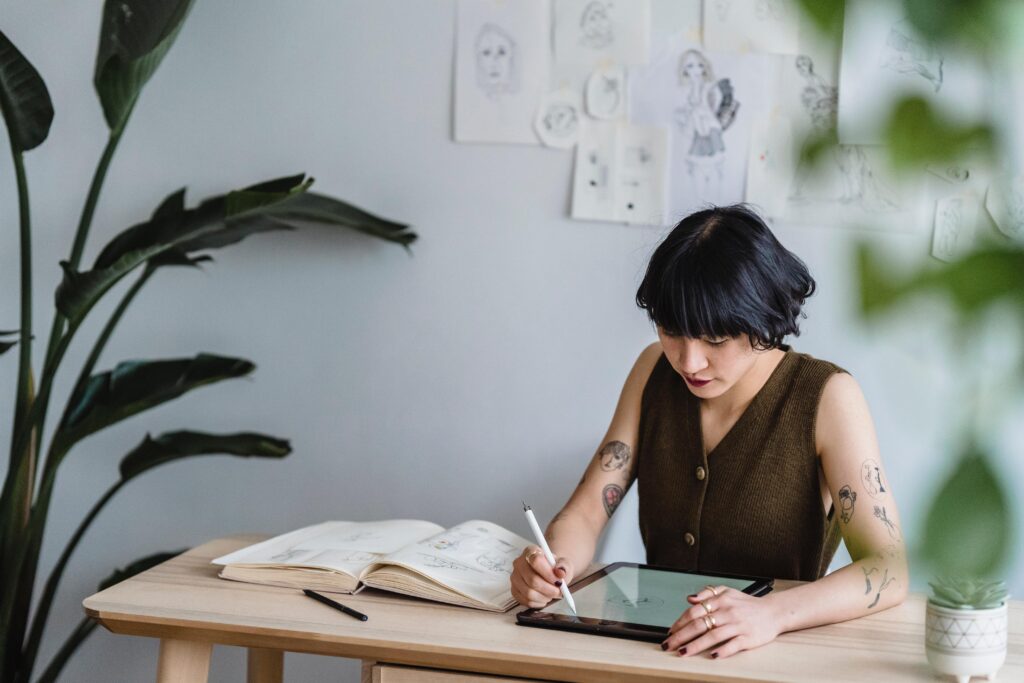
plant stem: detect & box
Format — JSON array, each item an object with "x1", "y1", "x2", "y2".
[
  {"x1": 32, "y1": 617, "x2": 95, "y2": 683},
  {"x1": 8, "y1": 147, "x2": 32, "y2": 469},
  {"x1": 40, "y1": 125, "x2": 125, "y2": 374},
  {"x1": 20, "y1": 480, "x2": 124, "y2": 679}
]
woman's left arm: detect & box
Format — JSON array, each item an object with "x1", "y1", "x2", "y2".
[{"x1": 663, "y1": 373, "x2": 908, "y2": 658}]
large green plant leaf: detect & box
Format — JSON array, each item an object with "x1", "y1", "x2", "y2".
[
  {"x1": 94, "y1": 0, "x2": 195, "y2": 130},
  {"x1": 59, "y1": 354, "x2": 254, "y2": 447},
  {"x1": 260, "y1": 192, "x2": 417, "y2": 247},
  {"x1": 922, "y1": 448, "x2": 1013, "y2": 576},
  {"x1": 857, "y1": 242, "x2": 1024, "y2": 318},
  {"x1": 0, "y1": 330, "x2": 16, "y2": 356},
  {"x1": 55, "y1": 175, "x2": 314, "y2": 324},
  {"x1": 0, "y1": 29, "x2": 54, "y2": 151},
  {"x1": 120, "y1": 430, "x2": 290, "y2": 479}
]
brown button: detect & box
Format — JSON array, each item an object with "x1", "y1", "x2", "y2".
[
  {"x1": 684, "y1": 532, "x2": 696, "y2": 546},
  {"x1": 696, "y1": 466, "x2": 706, "y2": 481}
]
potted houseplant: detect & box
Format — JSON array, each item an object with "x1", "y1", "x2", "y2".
[{"x1": 925, "y1": 577, "x2": 1009, "y2": 683}]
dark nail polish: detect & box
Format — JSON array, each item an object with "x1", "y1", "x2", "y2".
[
  {"x1": 711, "y1": 652, "x2": 719, "y2": 659},
  {"x1": 660, "y1": 641, "x2": 668, "y2": 650},
  {"x1": 687, "y1": 593, "x2": 697, "y2": 598},
  {"x1": 678, "y1": 647, "x2": 687, "y2": 655},
  {"x1": 554, "y1": 580, "x2": 563, "y2": 587}
]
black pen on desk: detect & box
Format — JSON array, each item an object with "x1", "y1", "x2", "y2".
[{"x1": 303, "y1": 589, "x2": 369, "y2": 622}]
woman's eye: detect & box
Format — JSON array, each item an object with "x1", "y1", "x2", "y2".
[{"x1": 704, "y1": 338, "x2": 727, "y2": 346}]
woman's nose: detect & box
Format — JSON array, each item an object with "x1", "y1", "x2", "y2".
[{"x1": 678, "y1": 342, "x2": 708, "y2": 374}]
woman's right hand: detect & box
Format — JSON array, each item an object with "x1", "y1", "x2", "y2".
[{"x1": 510, "y1": 545, "x2": 575, "y2": 609}]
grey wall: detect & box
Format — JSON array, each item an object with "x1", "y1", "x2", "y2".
[{"x1": 1, "y1": 1, "x2": 1020, "y2": 681}]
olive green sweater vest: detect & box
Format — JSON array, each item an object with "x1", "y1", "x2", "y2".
[{"x1": 636, "y1": 349, "x2": 844, "y2": 581}]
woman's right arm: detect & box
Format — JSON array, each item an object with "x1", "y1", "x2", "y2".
[{"x1": 510, "y1": 342, "x2": 663, "y2": 608}]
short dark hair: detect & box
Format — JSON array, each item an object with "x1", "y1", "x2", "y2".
[{"x1": 635, "y1": 204, "x2": 815, "y2": 350}]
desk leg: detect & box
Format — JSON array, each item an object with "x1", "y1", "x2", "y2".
[
  {"x1": 156, "y1": 638, "x2": 212, "y2": 683},
  {"x1": 246, "y1": 648, "x2": 284, "y2": 683}
]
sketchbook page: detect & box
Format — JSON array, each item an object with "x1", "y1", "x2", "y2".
[
  {"x1": 630, "y1": 32, "x2": 777, "y2": 223},
  {"x1": 702, "y1": 0, "x2": 800, "y2": 55},
  {"x1": 455, "y1": 0, "x2": 550, "y2": 145},
  {"x1": 837, "y1": 0, "x2": 986, "y2": 145},
  {"x1": 985, "y1": 175, "x2": 1024, "y2": 241},
  {"x1": 554, "y1": 0, "x2": 651, "y2": 67},
  {"x1": 372, "y1": 520, "x2": 530, "y2": 607},
  {"x1": 651, "y1": 0, "x2": 702, "y2": 45},
  {"x1": 211, "y1": 520, "x2": 445, "y2": 577},
  {"x1": 572, "y1": 122, "x2": 669, "y2": 225}
]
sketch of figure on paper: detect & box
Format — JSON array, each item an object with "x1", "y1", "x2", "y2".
[
  {"x1": 932, "y1": 197, "x2": 965, "y2": 261},
  {"x1": 789, "y1": 55, "x2": 898, "y2": 211},
  {"x1": 673, "y1": 50, "x2": 738, "y2": 199},
  {"x1": 579, "y1": 1, "x2": 614, "y2": 49},
  {"x1": 474, "y1": 23, "x2": 518, "y2": 98},
  {"x1": 882, "y1": 19, "x2": 943, "y2": 92}
]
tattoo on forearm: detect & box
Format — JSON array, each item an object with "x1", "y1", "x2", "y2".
[
  {"x1": 838, "y1": 485, "x2": 857, "y2": 524},
  {"x1": 602, "y1": 484, "x2": 624, "y2": 517},
  {"x1": 860, "y1": 459, "x2": 887, "y2": 499},
  {"x1": 599, "y1": 441, "x2": 631, "y2": 472},
  {"x1": 868, "y1": 568, "x2": 895, "y2": 608},
  {"x1": 873, "y1": 505, "x2": 900, "y2": 539},
  {"x1": 862, "y1": 566, "x2": 878, "y2": 595}
]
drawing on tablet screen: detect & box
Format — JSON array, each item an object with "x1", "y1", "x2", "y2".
[{"x1": 606, "y1": 595, "x2": 666, "y2": 609}]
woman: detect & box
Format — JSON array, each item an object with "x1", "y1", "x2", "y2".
[
  {"x1": 673, "y1": 50, "x2": 736, "y2": 199},
  {"x1": 509, "y1": 205, "x2": 907, "y2": 658}
]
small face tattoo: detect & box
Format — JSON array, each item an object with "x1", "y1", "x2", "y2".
[
  {"x1": 838, "y1": 485, "x2": 857, "y2": 524},
  {"x1": 599, "y1": 441, "x2": 631, "y2": 472}
]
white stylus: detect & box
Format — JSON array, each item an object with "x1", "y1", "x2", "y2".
[{"x1": 522, "y1": 501, "x2": 577, "y2": 615}]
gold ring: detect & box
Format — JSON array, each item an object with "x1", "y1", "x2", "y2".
[
  {"x1": 705, "y1": 585, "x2": 720, "y2": 597},
  {"x1": 526, "y1": 548, "x2": 543, "y2": 562},
  {"x1": 701, "y1": 600, "x2": 713, "y2": 616},
  {"x1": 702, "y1": 615, "x2": 714, "y2": 632}
]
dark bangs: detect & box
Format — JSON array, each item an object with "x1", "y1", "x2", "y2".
[{"x1": 636, "y1": 205, "x2": 815, "y2": 350}]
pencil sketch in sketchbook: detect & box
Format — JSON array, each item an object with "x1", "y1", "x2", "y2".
[
  {"x1": 475, "y1": 23, "x2": 519, "y2": 98},
  {"x1": 534, "y1": 88, "x2": 583, "y2": 148},
  {"x1": 554, "y1": 0, "x2": 650, "y2": 66},
  {"x1": 882, "y1": 19, "x2": 944, "y2": 93},
  {"x1": 586, "y1": 65, "x2": 628, "y2": 120},
  {"x1": 789, "y1": 55, "x2": 898, "y2": 212},
  {"x1": 674, "y1": 49, "x2": 739, "y2": 201},
  {"x1": 455, "y1": 0, "x2": 550, "y2": 145},
  {"x1": 579, "y1": 1, "x2": 614, "y2": 49}
]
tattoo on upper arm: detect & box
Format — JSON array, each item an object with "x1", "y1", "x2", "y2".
[
  {"x1": 838, "y1": 485, "x2": 857, "y2": 524},
  {"x1": 867, "y1": 568, "x2": 896, "y2": 608},
  {"x1": 873, "y1": 505, "x2": 900, "y2": 540},
  {"x1": 599, "y1": 441, "x2": 631, "y2": 473},
  {"x1": 861, "y1": 566, "x2": 878, "y2": 594},
  {"x1": 860, "y1": 460, "x2": 887, "y2": 499},
  {"x1": 602, "y1": 484, "x2": 624, "y2": 517}
]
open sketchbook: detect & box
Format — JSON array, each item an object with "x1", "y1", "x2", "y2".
[{"x1": 212, "y1": 519, "x2": 531, "y2": 612}]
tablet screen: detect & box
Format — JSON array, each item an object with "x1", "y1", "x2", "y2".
[{"x1": 539, "y1": 565, "x2": 758, "y2": 628}]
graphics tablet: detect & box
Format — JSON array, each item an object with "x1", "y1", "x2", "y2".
[{"x1": 515, "y1": 562, "x2": 773, "y2": 643}]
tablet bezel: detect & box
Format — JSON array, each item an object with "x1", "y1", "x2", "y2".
[{"x1": 514, "y1": 562, "x2": 774, "y2": 643}]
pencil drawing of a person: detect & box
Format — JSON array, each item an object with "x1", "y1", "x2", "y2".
[
  {"x1": 673, "y1": 49, "x2": 738, "y2": 199},
  {"x1": 579, "y1": 1, "x2": 614, "y2": 49},
  {"x1": 475, "y1": 23, "x2": 518, "y2": 98}
]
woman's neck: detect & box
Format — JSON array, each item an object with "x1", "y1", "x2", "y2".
[{"x1": 703, "y1": 348, "x2": 787, "y2": 417}]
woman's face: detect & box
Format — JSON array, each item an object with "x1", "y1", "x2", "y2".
[
  {"x1": 656, "y1": 329, "x2": 759, "y2": 399},
  {"x1": 682, "y1": 53, "x2": 706, "y2": 82}
]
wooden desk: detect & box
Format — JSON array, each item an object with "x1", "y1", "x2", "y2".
[{"x1": 84, "y1": 536, "x2": 1024, "y2": 683}]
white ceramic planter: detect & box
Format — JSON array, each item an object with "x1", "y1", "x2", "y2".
[{"x1": 925, "y1": 601, "x2": 1008, "y2": 683}]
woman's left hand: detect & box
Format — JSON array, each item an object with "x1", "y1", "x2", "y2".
[{"x1": 661, "y1": 585, "x2": 783, "y2": 659}]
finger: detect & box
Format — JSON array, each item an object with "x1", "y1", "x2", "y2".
[
  {"x1": 524, "y1": 547, "x2": 559, "y2": 583},
  {"x1": 678, "y1": 624, "x2": 739, "y2": 657},
  {"x1": 552, "y1": 557, "x2": 574, "y2": 583},
  {"x1": 511, "y1": 571, "x2": 552, "y2": 608},
  {"x1": 527, "y1": 571, "x2": 562, "y2": 599},
  {"x1": 668, "y1": 600, "x2": 717, "y2": 635},
  {"x1": 709, "y1": 635, "x2": 748, "y2": 659},
  {"x1": 687, "y1": 584, "x2": 732, "y2": 603},
  {"x1": 662, "y1": 616, "x2": 708, "y2": 650}
]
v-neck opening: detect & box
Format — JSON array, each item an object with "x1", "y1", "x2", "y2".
[{"x1": 696, "y1": 349, "x2": 794, "y2": 459}]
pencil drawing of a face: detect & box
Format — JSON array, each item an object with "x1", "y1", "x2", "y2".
[
  {"x1": 678, "y1": 50, "x2": 713, "y2": 86},
  {"x1": 475, "y1": 23, "x2": 518, "y2": 97},
  {"x1": 579, "y1": 1, "x2": 613, "y2": 49}
]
